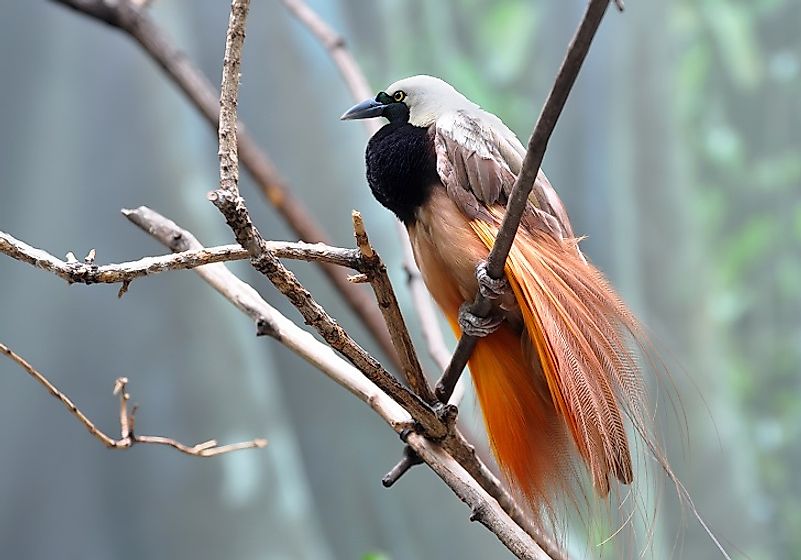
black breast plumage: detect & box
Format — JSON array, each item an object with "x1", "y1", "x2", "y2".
[{"x1": 365, "y1": 122, "x2": 439, "y2": 224}]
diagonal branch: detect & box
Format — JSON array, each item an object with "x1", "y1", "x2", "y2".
[
  {"x1": 0, "y1": 342, "x2": 266, "y2": 456},
  {"x1": 435, "y1": 0, "x2": 618, "y2": 403},
  {"x1": 49, "y1": 0, "x2": 400, "y2": 369},
  {"x1": 351, "y1": 211, "x2": 435, "y2": 403}
]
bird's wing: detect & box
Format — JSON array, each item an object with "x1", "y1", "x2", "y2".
[{"x1": 433, "y1": 110, "x2": 575, "y2": 239}]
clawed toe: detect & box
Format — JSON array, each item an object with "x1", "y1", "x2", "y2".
[
  {"x1": 458, "y1": 302, "x2": 503, "y2": 337},
  {"x1": 476, "y1": 260, "x2": 509, "y2": 300}
]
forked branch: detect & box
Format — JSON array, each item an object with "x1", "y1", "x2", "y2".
[
  {"x1": 0, "y1": 342, "x2": 266, "y2": 457},
  {"x1": 0, "y1": 231, "x2": 362, "y2": 297}
]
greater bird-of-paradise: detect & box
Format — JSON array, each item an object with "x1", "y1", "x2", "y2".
[{"x1": 342, "y1": 73, "x2": 732, "y2": 559}]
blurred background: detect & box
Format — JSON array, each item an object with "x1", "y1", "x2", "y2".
[{"x1": 0, "y1": 1, "x2": 798, "y2": 558}]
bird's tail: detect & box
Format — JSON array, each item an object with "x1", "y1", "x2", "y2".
[
  {"x1": 468, "y1": 322, "x2": 574, "y2": 512},
  {"x1": 464, "y1": 218, "x2": 733, "y2": 558},
  {"x1": 469, "y1": 218, "x2": 649, "y2": 508}
]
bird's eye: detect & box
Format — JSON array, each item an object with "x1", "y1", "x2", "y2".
[{"x1": 393, "y1": 91, "x2": 406, "y2": 102}]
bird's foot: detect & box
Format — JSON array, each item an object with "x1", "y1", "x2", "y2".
[
  {"x1": 458, "y1": 302, "x2": 503, "y2": 337},
  {"x1": 476, "y1": 260, "x2": 509, "y2": 300}
]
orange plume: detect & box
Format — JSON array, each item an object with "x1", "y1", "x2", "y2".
[{"x1": 467, "y1": 215, "x2": 650, "y2": 509}]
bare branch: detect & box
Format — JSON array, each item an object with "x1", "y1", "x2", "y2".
[
  {"x1": 124, "y1": 205, "x2": 552, "y2": 560},
  {"x1": 352, "y1": 211, "x2": 435, "y2": 403},
  {"x1": 218, "y1": 0, "x2": 248, "y2": 198},
  {"x1": 0, "y1": 342, "x2": 266, "y2": 456},
  {"x1": 210, "y1": 0, "x2": 262, "y2": 253},
  {"x1": 436, "y1": 0, "x2": 618, "y2": 403},
  {"x1": 280, "y1": 0, "x2": 375, "y2": 122},
  {"x1": 381, "y1": 445, "x2": 423, "y2": 487},
  {"x1": 49, "y1": 0, "x2": 400, "y2": 368},
  {"x1": 0, "y1": 230, "x2": 363, "y2": 293}
]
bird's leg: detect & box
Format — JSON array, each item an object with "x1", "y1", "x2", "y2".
[
  {"x1": 458, "y1": 301, "x2": 503, "y2": 337},
  {"x1": 475, "y1": 260, "x2": 509, "y2": 300},
  {"x1": 457, "y1": 261, "x2": 511, "y2": 337}
]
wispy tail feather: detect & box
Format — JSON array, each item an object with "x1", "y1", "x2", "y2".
[
  {"x1": 468, "y1": 218, "x2": 732, "y2": 558},
  {"x1": 471, "y1": 219, "x2": 644, "y2": 498},
  {"x1": 467, "y1": 323, "x2": 573, "y2": 513}
]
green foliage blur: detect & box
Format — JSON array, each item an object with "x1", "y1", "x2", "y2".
[{"x1": 676, "y1": 1, "x2": 800, "y2": 556}]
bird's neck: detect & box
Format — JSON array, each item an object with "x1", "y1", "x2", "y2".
[{"x1": 365, "y1": 122, "x2": 438, "y2": 225}]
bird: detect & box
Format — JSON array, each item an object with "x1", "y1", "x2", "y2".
[{"x1": 341, "y1": 75, "x2": 653, "y2": 516}]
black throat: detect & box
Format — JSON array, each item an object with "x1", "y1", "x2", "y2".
[{"x1": 365, "y1": 118, "x2": 438, "y2": 225}]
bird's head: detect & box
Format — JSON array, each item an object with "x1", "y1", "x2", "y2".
[{"x1": 341, "y1": 75, "x2": 476, "y2": 128}]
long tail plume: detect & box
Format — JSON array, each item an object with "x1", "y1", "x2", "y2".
[
  {"x1": 472, "y1": 219, "x2": 646, "y2": 498},
  {"x1": 469, "y1": 217, "x2": 733, "y2": 558},
  {"x1": 467, "y1": 321, "x2": 574, "y2": 512}
]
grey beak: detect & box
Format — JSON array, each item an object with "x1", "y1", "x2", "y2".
[{"x1": 340, "y1": 98, "x2": 385, "y2": 120}]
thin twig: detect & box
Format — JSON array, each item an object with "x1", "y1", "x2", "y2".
[
  {"x1": 0, "y1": 342, "x2": 266, "y2": 456},
  {"x1": 435, "y1": 0, "x2": 617, "y2": 403},
  {"x1": 50, "y1": 0, "x2": 400, "y2": 368},
  {"x1": 217, "y1": 0, "x2": 247, "y2": 197},
  {"x1": 0, "y1": 230, "x2": 363, "y2": 294},
  {"x1": 211, "y1": 0, "x2": 261, "y2": 253},
  {"x1": 382, "y1": 445, "x2": 423, "y2": 487},
  {"x1": 352, "y1": 211, "x2": 435, "y2": 403},
  {"x1": 123, "y1": 206, "x2": 552, "y2": 560}
]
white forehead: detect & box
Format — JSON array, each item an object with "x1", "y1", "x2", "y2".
[
  {"x1": 385, "y1": 75, "x2": 461, "y2": 99},
  {"x1": 383, "y1": 75, "x2": 477, "y2": 126}
]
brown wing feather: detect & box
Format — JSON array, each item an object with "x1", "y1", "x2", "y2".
[{"x1": 434, "y1": 110, "x2": 573, "y2": 240}]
